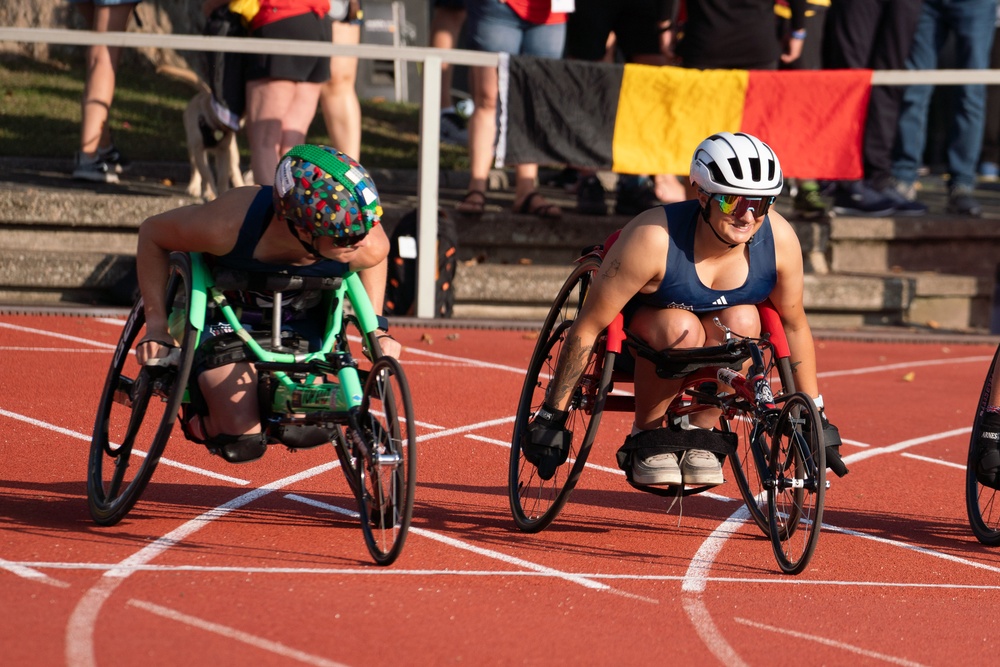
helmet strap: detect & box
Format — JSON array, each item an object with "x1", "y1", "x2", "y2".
[
  {"x1": 286, "y1": 218, "x2": 324, "y2": 260},
  {"x1": 701, "y1": 202, "x2": 742, "y2": 249}
]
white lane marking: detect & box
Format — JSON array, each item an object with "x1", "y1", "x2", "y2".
[
  {"x1": 283, "y1": 492, "x2": 610, "y2": 592},
  {"x1": 0, "y1": 408, "x2": 250, "y2": 485},
  {"x1": 902, "y1": 452, "x2": 966, "y2": 470},
  {"x1": 14, "y1": 561, "x2": 1000, "y2": 589},
  {"x1": 843, "y1": 427, "x2": 970, "y2": 466},
  {"x1": 95, "y1": 317, "x2": 126, "y2": 326},
  {"x1": 0, "y1": 321, "x2": 116, "y2": 349},
  {"x1": 683, "y1": 596, "x2": 748, "y2": 667},
  {"x1": 733, "y1": 617, "x2": 928, "y2": 667},
  {"x1": 127, "y1": 599, "x2": 351, "y2": 667},
  {"x1": 416, "y1": 416, "x2": 516, "y2": 441},
  {"x1": 817, "y1": 355, "x2": 992, "y2": 378},
  {"x1": 400, "y1": 346, "x2": 529, "y2": 375},
  {"x1": 66, "y1": 462, "x2": 338, "y2": 667},
  {"x1": 0, "y1": 557, "x2": 70, "y2": 588}
]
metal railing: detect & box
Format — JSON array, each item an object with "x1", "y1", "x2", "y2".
[{"x1": 4, "y1": 26, "x2": 1000, "y2": 317}]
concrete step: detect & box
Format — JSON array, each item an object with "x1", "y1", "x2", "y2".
[{"x1": 1, "y1": 159, "x2": 998, "y2": 332}]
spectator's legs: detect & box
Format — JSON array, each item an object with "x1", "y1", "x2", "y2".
[
  {"x1": 319, "y1": 21, "x2": 362, "y2": 159},
  {"x1": 892, "y1": 3, "x2": 941, "y2": 188},
  {"x1": 980, "y1": 23, "x2": 1000, "y2": 179},
  {"x1": 863, "y1": 0, "x2": 923, "y2": 189},
  {"x1": 431, "y1": 5, "x2": 467, "y2": 110},
  {"x1": 464, "y1": 63, "x2": 497, "y2": 198},
  {"x1": 246, "y1": 79, "x2": 323, "y2": 185},
  {"x1": 78, "y1": 3, "x2": 133, "y2": 157},
  {"x1": 945, "y1": 0, "x2": 996, "y2": 191}
]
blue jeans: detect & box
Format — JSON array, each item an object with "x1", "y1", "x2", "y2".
[
  {"x1": 465, "y1": 0, "x2": 566, "y2": 57},
  {"x1": 893, "y1": 0, "x2": 998, "y2": 189}
]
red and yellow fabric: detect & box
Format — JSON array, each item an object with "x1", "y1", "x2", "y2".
[{"x1": 499, "y1": 56, "x2": 872, "y2": 180}]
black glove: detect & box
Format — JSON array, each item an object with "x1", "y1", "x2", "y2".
[
  {"x1": 819, "y1": 411, "x2": 849, "y2": 478},
  {"x1": 976, "y1": 412, "x2": 1000, "y2": 489},
  {"x1": 522, "y1": 403, "x2": 572, "y2": 481}
]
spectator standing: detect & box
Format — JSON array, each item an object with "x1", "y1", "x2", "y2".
[
  {"x1": 431, "y1": 0, "x2": 470, "y2": 145},
  {"x1": 892, "y1": 0, "x2": 998, "y2": 218},
  {"x1": 823, "y1": 0, "x2": 926, "y2": 217},
  {"x1": 244, "y1": 0, "x2": 332, "y2": 185},
  {"x1": 68, "y1": 0, "x2": 141, "y2": 183},
  {"x1": 775, "y1": 0, "x2": 831, "y2": 219},
  {"x1": 456, "y1": 0, "x2": 568, "y2": 219},
  {"x1": 565, "y1": 0, "x2": 687, "y2": 217},
  {"x1": 319, "y1": 0, "x2": 363, "y2": 160},
  {"x1": 980, "y1": 6, "x2": 1000, "y2": 181}
]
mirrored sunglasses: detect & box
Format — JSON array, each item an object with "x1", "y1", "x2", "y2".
[{"x1": 709, "y1": 193, "x2": 775, "y2": 218}]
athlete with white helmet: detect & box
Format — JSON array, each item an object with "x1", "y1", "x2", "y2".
[{"x1": 522, "y1": 131, "x2": 845, "y2": 487}]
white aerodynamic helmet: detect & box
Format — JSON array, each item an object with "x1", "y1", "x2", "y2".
[{"x1": 689, "y1": 132, "x2": 783, "y2": 197}]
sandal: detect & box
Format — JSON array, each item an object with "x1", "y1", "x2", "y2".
[
  {"x1": 514, "y1": 191, "x2": 562, "y2": 219},
  {"x1": 456, "y1": 189, "x2": 486, "y2": 215}
]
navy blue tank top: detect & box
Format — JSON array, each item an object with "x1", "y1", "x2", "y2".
[
  {"x1": 211, "y1": 186, "x2": 349, "y2": 278},
  {"x1": 635, "y1": 200, "x2": 777, "y2": 314}
]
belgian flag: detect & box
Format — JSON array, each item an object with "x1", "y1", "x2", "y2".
[{"x1": 497, "y1": 55, "x2": 872, "y2": 180}]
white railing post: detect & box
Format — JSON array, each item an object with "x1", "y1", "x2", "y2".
[{"x1": 416, "y1": 55, "x2": 442, "y2": 319}]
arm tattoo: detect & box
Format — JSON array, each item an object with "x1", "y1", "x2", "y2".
[
  {"x1": 602, "y1": 258, "x2": 620, "y2": 278},
  {"x1": 547, "y1": 334, "x2": 592, "y2": 408}
]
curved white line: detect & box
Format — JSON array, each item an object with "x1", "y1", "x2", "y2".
[{"x1": 65, "y1": 462, "x2": 336, "y2": 667}]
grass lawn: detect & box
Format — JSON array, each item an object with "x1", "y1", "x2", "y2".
[{"x1": 0, "y1": 52, "x2": 469, "y2": 170}]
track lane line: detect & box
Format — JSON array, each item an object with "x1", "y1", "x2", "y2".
[
  {"x1": 733, "y1": 617, "x2": 928, "y2": 667},
  {"x1": 0, "y1": 408, "x2": 250, "y2": 485},
  {"x1": 127, "y1": 599, "x2": 351, "y2": 667}
]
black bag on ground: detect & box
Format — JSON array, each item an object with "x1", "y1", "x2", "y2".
[
  {"x1": 384, "y1": 208, "x2": 458, "y2": 318},
  {"x1": 203, "y1": 7, "x2": 247, "y2": 131}
]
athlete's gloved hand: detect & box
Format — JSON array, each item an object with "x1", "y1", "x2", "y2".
[
  {"x1": 522, "y1": 403, "x2": 572, "y2": 481},
  {"x1": 976, "y1": 411, "x2": 1000, "y2": 489},
  {"x1": 819, "y1": 411, "x2": 849, "y2": 478}
]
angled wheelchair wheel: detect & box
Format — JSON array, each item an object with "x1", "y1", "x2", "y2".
[
  {"x1": 725, "y1": 353, "x2": 796, "y2": 538},
  {"x1": 353, "y1": 356, "x2": 416, "y2": 565},
  {"x1": 767, "y1": 392, "x2": 826, "y2": 574},
  {"x1": 88, "y1": 253, "x2": 198, "y2": 525},
  {"x1": 966, "y1": 344, "x2": 1000, "y2": 545},
  {"x1": 721, "y1": 407, "x2": 771, "y2": 537},
  {"x1": 509, "y1": 256, "x2": 612, "y2": 533}
]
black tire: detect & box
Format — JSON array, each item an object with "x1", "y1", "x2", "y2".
[
  {"x1": 352, "y1": 356, "x2": 416, "y2": 565},
  {"x1": 509, "y1": 257, "x2": 613, "y2": 532},
  {"x1": 722, "y1": 406, "x2": 772, "y2": 536},
  {"x1": 87, "y1": 253, "x2": 198, "y2": 525},
  {"x1": 333, "y1": 313, "x2": 384, "y2": 497},
  {"x1": 966, "y1": 343, "x2": 1000, "y2": 545},
  {"x1": 726, "y1": 355, "x2": 797, "y2": 537},
  {"x1": 767, "y1": 392, "x2": 826, "y2": 574}
]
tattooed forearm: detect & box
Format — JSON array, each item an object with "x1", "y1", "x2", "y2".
[
  {"x1": 602, "y1": 258, "x2": 620, "y2": 278},
  {"x1": 547, "y1": 334, "x2": 592, "y2": 408}
]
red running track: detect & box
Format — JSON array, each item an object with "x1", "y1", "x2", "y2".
[{"x1": 3, "y1": 313, "x2": 1000, "y2": 666}]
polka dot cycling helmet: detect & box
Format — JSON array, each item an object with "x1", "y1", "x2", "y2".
[
  {"x1": 274, "y1": 145, "x2": 382, "y2": 243},
  {"x1": 689, "y1": 132, "x2": 783, "y2": 197}
]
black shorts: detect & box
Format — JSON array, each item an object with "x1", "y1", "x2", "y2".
[
  {"x1": 434, "y1": 0, "x2": 466, "y2": 9},
  {"x1": 565, "y1": 0, "x2": 664, "y2": 61},
  {"x1": 246, "y1": 12, "x2": 332, "y2": 83}
]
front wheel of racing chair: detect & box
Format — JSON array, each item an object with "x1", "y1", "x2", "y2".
[
  {"x1": 768, "y1": 392, "x2": 826, "y2": 574},
  {"x1": 87, "y1": 252, "x2": 199, "y2": 525},
  {"x1": 351, "y1": 355, "x2": 417, "y2": 565},
  {"x1": 509, "y1": 254, "x2": 617, "y2": 533}
]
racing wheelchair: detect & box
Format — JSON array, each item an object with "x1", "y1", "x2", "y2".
[
  {"x1": 508, "y1": 242, "x2": 827, "y2": 574},
  {"x1": 88, "y1": 251, "x2": 416, "y2": 565}
]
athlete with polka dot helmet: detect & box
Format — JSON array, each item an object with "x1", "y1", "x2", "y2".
[{"x1": 274, "y1": 144, "x2": 383, "y2": 250}]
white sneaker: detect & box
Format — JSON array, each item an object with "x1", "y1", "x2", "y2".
[
  {"x1": 680, "y1": 449, "x2": 724, "y2": 485},
  {"x1": 632, "y1": 450, "x2": 681, "y2": 486},
  {"x1": 73, "y1": 152, "x2": 119, "y2": 184}
]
